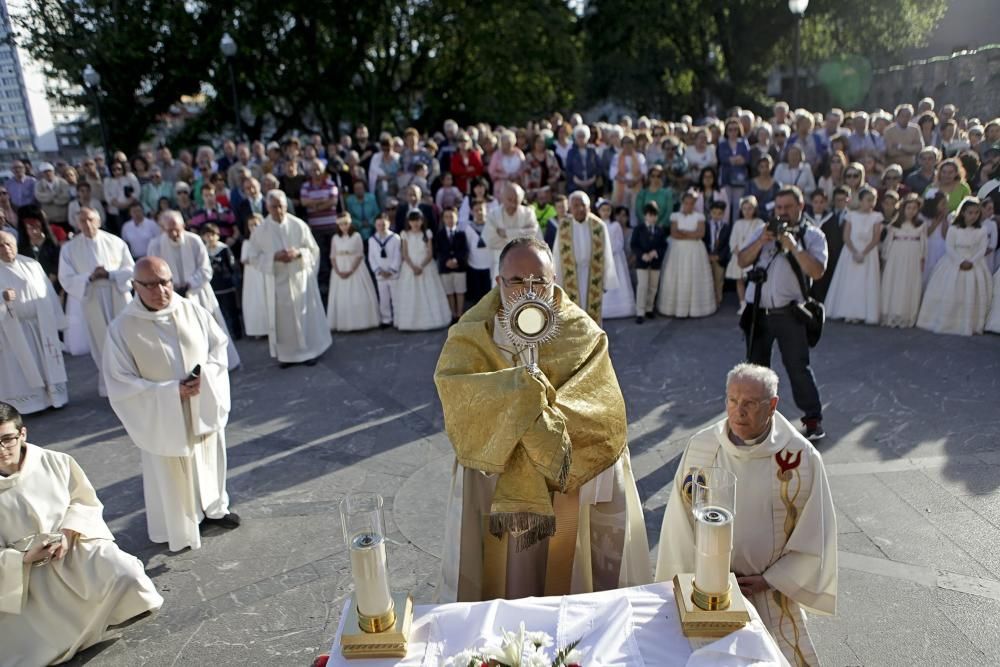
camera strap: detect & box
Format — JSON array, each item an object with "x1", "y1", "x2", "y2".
[{"x1": 786, "y1": 222, "x2": 813, "y2": 300}]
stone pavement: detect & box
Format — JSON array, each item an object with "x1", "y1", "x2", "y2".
[{"x1": 21, "y1": 301, "x2": 1000, "y2": 666}]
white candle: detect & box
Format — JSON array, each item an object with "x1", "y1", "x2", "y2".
[
  {"x1": 350, "y1": 532, "x2": 393, "y2": 618},
  {"x1": 693, "y1": 506, "x2": 734, "y2": 595}
]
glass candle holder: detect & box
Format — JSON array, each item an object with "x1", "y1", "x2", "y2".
[
  {"x1": 340, "y1": 493, "x2": 394, "y2": 624},
  {"x1": 692, "y1": 467, "x2": 737, "y2": 598}
]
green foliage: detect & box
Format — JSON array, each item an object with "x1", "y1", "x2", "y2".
[{"x1": 14, "y1": 0, "x2": 947, "y2": 153}]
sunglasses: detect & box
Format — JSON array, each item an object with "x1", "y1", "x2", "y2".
[{"x1": 845, "y1": 172, "x2": 861, "y2": 178}]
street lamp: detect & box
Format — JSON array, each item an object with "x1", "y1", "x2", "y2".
[
  {"x1": 788, "y1": 0, "x2": 809, "y2": 107},
  {"x1": 82, "y1": 64, "x2": 111, "y2": 168},
  {"x1": 219, "y1": 33, "x2": 242, "y2": 139}
]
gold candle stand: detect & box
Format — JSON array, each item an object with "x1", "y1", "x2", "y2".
[
  {"x1": 673, "y1": 573, "x2": 751, "y2": 638},
  {"x1": 340, "y1": 592, "x2": 414, "y2": 659}
]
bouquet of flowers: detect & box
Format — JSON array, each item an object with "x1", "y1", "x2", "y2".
[{"x1": 443, "y1": 622, "x2": 583, "y2": 667}]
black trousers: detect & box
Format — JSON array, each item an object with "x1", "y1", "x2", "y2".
[
  {"x1": 747, "y1": 308, "x2": 822, "y2": 421},
  {"x1": 466, "y1": 268, "x2": 492, "y2": 309},
  {"x1": 312, "y1": 228, "x2": 336, "y2": 306}
]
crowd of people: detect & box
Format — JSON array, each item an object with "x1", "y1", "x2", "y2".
[{"x1": 3, "y1": 96, "x2": 1000, "y2": 418}]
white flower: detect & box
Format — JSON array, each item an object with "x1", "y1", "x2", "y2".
[
  {"x1": 562, "y1": 648, "x2": 585, "y2": 665},
  {"x1": 524, "y1": 630, "x2": 554, "y2": 649},
  {"x1": 443, "y1": 649, "x2": 482, "y2": 667}
]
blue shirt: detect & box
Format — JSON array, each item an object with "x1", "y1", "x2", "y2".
[{"x1": 743, "y1": 220, "x2": 828, "y2": 309}]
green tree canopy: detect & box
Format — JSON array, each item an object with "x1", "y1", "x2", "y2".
[{"x1": 16, "y1": 0, "x2": 946, "y2": 154}]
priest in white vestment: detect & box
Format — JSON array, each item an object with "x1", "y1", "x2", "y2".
[
  {"x1": 551, "y1": 191, "x2": 618, "y2": 322},
  {"x1": 103, "y1": 257, "x2": 240, "y2": 553},
  {"x1": 0, "y1": 403, "x2": 163, "y2": 666},
  {"x1": 435, "y1": 237, "x2": 650, "y2": 603},
  {"x1": 0, "y1": 232, "x2": 68, "y2": 413},
  {"x1": 483, "y1": 183, "x2": 543, "y2": 282},
  {"x1": 242, "y1": 189, "x2": 331, "y2": 367},
  {"x1": 147, "y1": 211, "x2": 241, "y2": 370},
  {"x1": 57, "y1": 207, "x2": 134, "y2": 396},
  {"x1": 655, "y1": 363, "x2": 837, "y2": 667}
]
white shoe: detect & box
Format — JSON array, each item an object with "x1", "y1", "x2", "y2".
[{"x1": 737, "y1": 303, "x2": 746, "y2": 315}]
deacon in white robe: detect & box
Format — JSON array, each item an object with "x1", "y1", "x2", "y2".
[
  {"x1": 483, "y1": 182, "x2": 543, "y2": 281},
  {"x1": 240, "y1": 216, "x2": 269, "y2": 337},
  {"x1": 103, "y1": 257, "x2": 239, "y2": 553},
  {"x1": 551, "y1": 191, "x2": 618, "y2": 321},
  {"x1": 243, "y1": 190, "x2": 332, "y2": 366},
  {"x1": 655, "y1": 364, "x2": 837, "y2": 667},
  {"x1": 57, "y1": 207, "x2": 134, "y2": 396},
  {"x1": 0, "y1": 404, "x2": 163, "y2": 666},
  {"x1": 435, "y1": 239, "x2": 650, "y2": 604},
  {"x1": 0, "y1": 233, "x2": 68, "y2": 413},
  {"x1": 147, "y1": 211, "x2": 241, "y2": 369}
]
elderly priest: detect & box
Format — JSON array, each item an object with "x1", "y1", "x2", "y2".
[
  {"x1": 0, "y1": 230, "x2": 68, "y2": 413},
  {"x1": 434, "y1": 237, "x2": 650, "y2": 603},
  {"x1": 58, "y1": 207, "x2": 134, "y2": 396},
  {"x1": 655, "y1": 363, "x2": 837, "y2": 667},
  {"x1": 0, "y1": 402, "x2": 163, "y2": 666},
  {"x1": 103, "y1": 257, "x2": 239, "y2": 553},
  {"x1": 242, "y1": 189, "x2": 331, "y2": 368}
]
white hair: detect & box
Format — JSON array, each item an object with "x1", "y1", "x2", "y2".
[
  {"x1": 444, "y1": 119, "x2": 458, "y2": 134},
  {"x1": 726, "y1": 363, "x2": 779, "y2": 398},
  {"x1": 569, "y1": 113, "x2": 583, "y2": 127},
  {"x1": 266, "y1": 189, "x2": 288, "y2": 206},
  {"x1": 159, "y1": 209, "x2": 184, "y2": 228},
  {"x1": 568, "y1": 190, "x2": 591, "y2": 209},
  {"x1": 573, "y1": 124, "x2": 590, "y2": 141}
]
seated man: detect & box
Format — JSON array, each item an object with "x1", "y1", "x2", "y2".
[
  {"x1": 655, "y1": 363, "x2": 837, "y2": 667},
  {"x1": 435, "y1": 237, "x2": 650, "y2": 603},
  {"x1": 0, "y1": 402, "x2": 163, "y2": 665}
]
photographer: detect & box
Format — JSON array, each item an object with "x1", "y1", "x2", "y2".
[{"x1": 738, "y1": 185, "x2": 828, "y2": 441}]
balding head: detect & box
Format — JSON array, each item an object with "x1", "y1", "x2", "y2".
[
  {"x1": 133, "y1": 256, "x2": 173, "y2": 311},
  {"x1": 0, "y1": 230, "x2": 16, "y2": 263}
]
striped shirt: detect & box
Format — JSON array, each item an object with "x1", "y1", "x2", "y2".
[{"x1": 300, "y1": 178, "x2": 339, "y2": 229}]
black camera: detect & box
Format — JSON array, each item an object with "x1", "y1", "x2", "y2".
[
  {"x1": 746, "y1": 267, "x2": 767, "y2": 284},
  {"x1": 766, "y1": 217, "x2": 789, "y2": 237}
]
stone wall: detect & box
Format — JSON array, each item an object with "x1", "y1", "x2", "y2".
[{"x1": 864, "y1": 45, "x2": 1000, "y2": 120}]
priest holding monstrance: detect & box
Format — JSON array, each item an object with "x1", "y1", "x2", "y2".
[{"x1": 434, "y1": 236, "x2": 650, "y2": 602}]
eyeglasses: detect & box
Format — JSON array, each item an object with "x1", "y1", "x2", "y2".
[
  {"x1": 845, "y1": 172, "x2": 861, "y2": 178},
  {"x1": 0, "y1": 431, "x2": 22, "y2": 450},
  {"x1": 500, "y1": 276, "x2": 553, "y2": 290},
  {"x1": 134, "y1": 277, "x2": 173, "y2": 289},
  {"x1": 725, "y1": 397, "x2": 771, "y2": 412}
]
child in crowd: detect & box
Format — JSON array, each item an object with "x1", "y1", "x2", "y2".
[
  {"x1": 240, "y1": 213, "x2": 268, "y2": 337},
  {"x1": 631, "y1": 201, "x2": 668, "y2": 323},
  {"x1": 918, "y1": 196, "x2": 993, "y2": 336},
  {"x1": 395, "y1": 210, "x2": 452, "y2": 330},
  {"x1": 462, "y1": 200, "x2": 493, "y2": 305},
  {"x1": 657, "y1": 189, "x2": 716, "y2": 317},
  {"x1": 200, "y1": 223, "x2": 242, "y2": 340},
  {"x1": 328, "y1": 212, "x2": 380, "y2": 332},
  {"x1": 602, "y1": 204, "x2": 636, "y2": 319},
  {"x1": 880, "y1": 193, "x2": 927, "y2": 328},
  {"x1": 434, "y1": 206, "x2": 469, "y2": 322},
  {"x1": 704, "y1": 200, "x2": 731, "y2": 307},
  {"x1": 726, "y1": 195, "x2": 765, "y2": 314},
  {"x1": 367, "y1": 213, "x2": 402, "y2": 328},
  {"x1": 434, "y1": 171, "x2": 463, "y2": 212},
  {"x1": 825, "y1": 185, "x2": 884, "y2": 324}
]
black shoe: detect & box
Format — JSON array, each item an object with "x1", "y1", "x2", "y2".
[
  {"x1": 202, "y1": 512, "x2": 241, "y2": 530},
  {"x1": 379, "y1": 322, "x2": 391, "y2": 329},
  {"x1": 802, "y1": 420, "x2": 826, "y2": 442},
  {"x1": 304, "y1": 358, "x2": 318, "y2": 366},
  {"x1": 636, "y1": 316, "x2": 644, "y2": 324},
  {"x1": 279, "y1": 362, "x2": 294, "y2": 369},
  {"x1": 646, "y1": 311, "x2": 656, "y2": 319}
]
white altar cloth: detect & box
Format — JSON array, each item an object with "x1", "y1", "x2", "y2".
[{"x1": 327, "y1": 582, "x2": 789, "y2": 666}]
